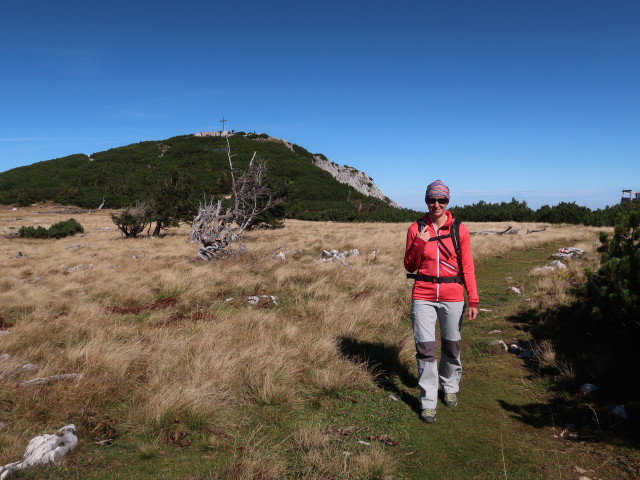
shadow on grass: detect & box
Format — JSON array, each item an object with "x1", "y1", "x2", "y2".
[
  {"x1": 336, "y1": 336, "x2": 421, "y2": 414},
  {"x1": 501, "y1": 300, "x2": 640, "y2": 447}
]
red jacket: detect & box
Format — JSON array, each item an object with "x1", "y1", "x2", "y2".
[{"x1": 404, "y1": 212, "x2": 479, "y2": 307}]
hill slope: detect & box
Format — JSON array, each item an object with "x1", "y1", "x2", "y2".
[{"x1": 0, "y1": 133, "x2": 416, "y2": 221}]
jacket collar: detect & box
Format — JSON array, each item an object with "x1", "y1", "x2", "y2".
[{"x1": 422, "y1": 211, "x2": 453, "y2": 228}]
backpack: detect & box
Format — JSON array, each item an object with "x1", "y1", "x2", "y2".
[{"x1": 406, "y1": 218, "x2": 464, "y2": 284}]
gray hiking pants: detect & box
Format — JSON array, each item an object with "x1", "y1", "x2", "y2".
[{"x1": 411, "y1": 300, "x2": 464, "y2": 410}]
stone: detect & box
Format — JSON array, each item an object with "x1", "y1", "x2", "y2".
[
  {"x1": 508, "y1": 344, "x2": 522, "y2": 354},
  {"x1": 0, "y1": 424, "x2": 78, "y2": 478},
  {"x1": 610, "y1": 404, "x2": 628, "y2": 420},
  {"x1": 489, "y1": 339, "x2": 508, "y2": 351},
  {"x1": 549, "y1": 260, "x2": 567, "y2": 269},
  {"x1": 578, "y1": 383, "x2": 599, "y2": 394},
  {"x1": 552, "y1": 247, "x2": 585, "y2": 259}
]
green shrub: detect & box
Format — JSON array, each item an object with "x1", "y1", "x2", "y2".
[
  {"x1": 589, "y1": 210, "x2": 640, "y2": 330},
  {"x1": 19, "y1": 218, "x2": 84, "y2": 239},
  {"x1": 47, "y1": 218, "x2": 85, "y2": 238},
  {"x1": 110, "y1": 203, "x2": 149, "y2": 238}
]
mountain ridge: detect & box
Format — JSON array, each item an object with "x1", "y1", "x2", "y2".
[{"x1": 0, "y1": 133, "x2": 416, "y2": 222}]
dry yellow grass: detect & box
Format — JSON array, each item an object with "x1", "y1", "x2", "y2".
[{"x1": 0, "y1": 204, "x2": 609, "y2": 475}]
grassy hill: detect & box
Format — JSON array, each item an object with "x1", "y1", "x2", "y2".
[{"x1": 0, "y1": 134, "x2": 418, "y2": 222}]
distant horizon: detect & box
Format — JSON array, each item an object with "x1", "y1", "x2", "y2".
[{"x1": 0, "y1": 129, "x2": 630, "y2": 212}]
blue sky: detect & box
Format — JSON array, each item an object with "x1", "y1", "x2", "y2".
[{"x1": 1, "y1": 0, "x2": 638, "y2": 210}]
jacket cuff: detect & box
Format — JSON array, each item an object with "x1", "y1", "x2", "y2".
[
  {"x1": 413, "y1": 237, "x2": 427, "y2": 246},
  {"x1": 468, "y1": 302, "x2": 479, "y2": 309}
]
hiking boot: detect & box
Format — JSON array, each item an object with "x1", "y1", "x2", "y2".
[
  {"x1": 420, "y1": 408, "x2": 436, "y2": 423},
  {"x1": 443, "y1": 392, "x2": 458, "y2": 407}
]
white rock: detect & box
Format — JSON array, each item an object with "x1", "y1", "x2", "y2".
[
  {"x1": 263, "y1": 295, "x2": 278, "y2": 305},
  {"x1": 552, "y1": 247, "x2": 585, "y2": 259},
  {"x1": 489, "y1": 339, "x2": 508, "y2": 351},
  {"x1": 312, "y1": 155, "x2": 400, "y2": 207},
  {"x1": 0, "y1": 424, "x2": 78, "y2": 479},
  {"x1": 549, "y1": 260, "x2": 567, "y2": 269},
  {"x1": 276, "y1": 252, "x2": 285, "y2": 260},
  {"x1": 578, "y1": 383, "x2": 599, "y2": 394},
  {"x1": 246, "y1": 295, "x2": 278, "y2": 306},
  {"x1": 610, "y1": 404, "x2": 628, "y2": 420},
  {"x1": 508, "y1": 344, "x2": 522, "y2": 354},
  {"x1": 488, "y1": 329, "x2": 502, "y2": 334},
  {"x1": 509, "y1": 286, "x2": 522, "y2": 295}
]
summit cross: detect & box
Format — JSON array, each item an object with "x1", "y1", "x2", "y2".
[{"x1": 220, "y1": 117, "x2": 227, "y2": 132}]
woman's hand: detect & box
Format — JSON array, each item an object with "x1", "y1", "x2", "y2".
[
  {"x1": 468, "y1": 307, "x2": 478, "y2": 320},
  {"x1": 416, "y1": 227, "x2": 430, "y2": 242}
]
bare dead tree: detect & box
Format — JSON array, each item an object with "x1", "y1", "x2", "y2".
[
  {"x1": 470, "y1": 226, "x2": 524, "y2": 235},
  {"x1": 190, "y1": 139, "x2": 283, "y2": 260}
]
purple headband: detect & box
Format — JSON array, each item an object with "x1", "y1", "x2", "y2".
[{"x1": 425, "y1": 180, "x2": 450, "y2": 201}]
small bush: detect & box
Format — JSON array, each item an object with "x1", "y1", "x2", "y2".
[
  {"x1": 19, "y1": 218, "x2": 84, "y2": 239},
  {"x1": 110, "y1": 203, "x2": 149, "y2": 238}
]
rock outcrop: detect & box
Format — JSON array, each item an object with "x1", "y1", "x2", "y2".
[{"x1": 312, "y1": 155, "x2": 400, "y2": 208}]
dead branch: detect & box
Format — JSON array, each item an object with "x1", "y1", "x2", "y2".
[
  {"x1": 189, "y1": 138, "x2": 283, "y2": 260},
  {"x1": 470, "y1": 226, "x2": 514, "y2": 235},
  {"x1": 526, "y1": 228, "x2": 547, "y2": 234},
  {"x1": 19, "y1": 373, "x2": 82, "y2": 387}
]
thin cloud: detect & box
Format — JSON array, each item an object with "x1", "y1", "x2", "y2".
[
  {"x1": 4, "y1": 45, "x2": 104, "y2": 78},
  {"x1": 0, "y1": 137, "x2": 53, "y2": 142}
]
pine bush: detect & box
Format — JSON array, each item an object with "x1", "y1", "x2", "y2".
[
  {"x1": 589, "y1": 210, "x2": 640, "y2": 331},
  {"x1": 19, "y1": 218, "x2": 84, "y2": 239}
]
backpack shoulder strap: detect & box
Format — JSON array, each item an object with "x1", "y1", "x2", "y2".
[
  {"x1": 450, "y1": 219, "x2": 461, "y2": 257},
  {"x1": 450, "y1": 219, "x2": 465, "y2": 283}
]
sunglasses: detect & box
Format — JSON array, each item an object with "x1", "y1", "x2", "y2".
[{"x1": 427, "y1": 197, "x2": 449, "y2": 205}]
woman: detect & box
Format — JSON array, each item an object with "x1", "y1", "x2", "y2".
[{"x1": 404, "y1": 180, "x2": 479, "y2": 423}]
